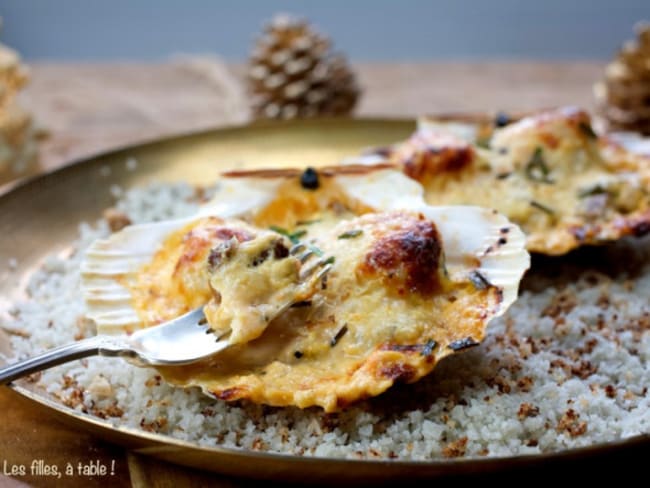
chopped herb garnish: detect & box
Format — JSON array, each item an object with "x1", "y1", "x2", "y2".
[
  {"x1": 579, "y1": 122, "x2": 597, "y2": 139},
  {"x1": 330, "y1": 324, "x2": 348, "y2": 347},
  {"x1": 525, "y1": 147, "x2": 554, "y2": 184},
  {"x1": 421, "y1": 339, "x2": 438, "y2": 357},
  {"x1": 578, "y1": 184, "x2": 608, "y2": 199},
  {"x1": 469, "y1": 270, "x2": 491, "y2": 290},
  {"x1": 338, "y1": 229, "x2": 363, "y2": 239},
  {"x1": 290, "y1": 229, "x2": 307, "y2": 241},
  {"x1": 269, "y1": 226, "x2": 307, "y2": 244},
  {"x1": 496, "y1": 172, "x2": 512, "y2": 180},
  {"x1": 323, "y1": 256, "x2": 336, "y2": 265},
  {"x1": 530, "y1": 200, "x2": 556, "y2": 215},
  {"x1": 269, "y1": 225, "x2": 292, "y2": 238},
  {"x1": 296, "y1": 219, "x2": 322, "y2": 226},
  {"x1": 269, "y1": 225, "x2": 288, "y2": 235},
  {"x1": 385, "y1": 344, "x2": 420, "y2": 352},
  {"x1": 448, "y1": 337, "x2": 480, "y2": 351}
]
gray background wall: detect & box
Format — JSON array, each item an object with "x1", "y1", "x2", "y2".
[{"x1": 2, "y1": 0, "x2": 650, "y2": 61}]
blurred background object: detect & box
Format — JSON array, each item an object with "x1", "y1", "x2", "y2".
[
  {"x1": 0, "y1": 18, "x2": 41, "y2": 186},
  {"x1": 0, "y1": 0, "x2": 649, "y2": 174},
  {"x1": 248, "y1": 14, "x2": 359, "y2": 119},
  {"x1": 595, "y1": 22, "x2": 650, "y2": 135}
]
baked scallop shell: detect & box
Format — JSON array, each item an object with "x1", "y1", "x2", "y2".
[
  {"x1": 81, "y1": 165, "x2": 529, "y2": 410},
  {"x1": 356, "y1": 108, "x2": 650, "y2": 255}
]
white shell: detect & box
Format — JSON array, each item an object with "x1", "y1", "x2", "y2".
[
  {"x1": 421, "y1": 206, "x2": 527, "y2": 314},
  {"x1": 608, "y1": 132, "x2": 650, "y2": 156},
  {"x1": 81, "y1": 167, "x2": 529, "y2": 335},
  {"x1": 81, "y1": 219, "x2": 194, "y2": 333},
  {"x1": 416, "y1": 116, "x2": 479, "y2": 143}
]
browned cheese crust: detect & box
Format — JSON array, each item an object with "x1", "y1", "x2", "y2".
[
  {"x1": 156, "y1": 209, "x2": 501, "y2": 412},
  {"x1": 377, "y1": 107, "x2": 650, "y2": 255},
  {"x1": 117, "y1": 170, "x2": 512, "y2": 411}
]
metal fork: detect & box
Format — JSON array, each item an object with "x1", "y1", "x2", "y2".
[{"x1": 0, "y1": 244, "x2": 332, "y2": 385}]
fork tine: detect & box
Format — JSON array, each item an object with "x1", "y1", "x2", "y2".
[
  {"x1": 299, "y1": 257, "x2": 333, "y2": 281},
  {"x1": 290, "y1": 243, "x2": 307, "y2": 255},
  {"x1": 297, "y1": 250, "x2": 314, "y2": 263},
  {"x1": 314, "y1": 263, "x2": 332, "y2": 281},
  {"x1": 214, "y1": 330, "x2": 232, "y2": 342}
]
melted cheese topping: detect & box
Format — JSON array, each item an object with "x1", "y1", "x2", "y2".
[
  {"x1": 388, "y1": 107, "x2": 650, "y2": 255},
  {"x1": 114, "y1": 174, "x2": 516, "y2": 411},
  {"x1": 123, "y1": 217, "x2": 258, "y2": 326},
  {"x1": 204, "y1": 232, "x2": 320, "y2": 345},
  {"x1": 123, "y1": 177, "x2": 374, "y2": 338},
  {"x1": 158, "y1": 211, "x2": 500, "y2": 412}
]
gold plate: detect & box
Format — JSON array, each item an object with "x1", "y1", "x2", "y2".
[{"x1": 1, "y1": 118, "x2": 648, "y2": 482}]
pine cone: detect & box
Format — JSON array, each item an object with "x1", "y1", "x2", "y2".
[
  {"x1": 247, "y1": 14, "x2": 360, "y2": 119},
  {"x1": 595, "y1": 21, "x2": 650, "y2": 134}
]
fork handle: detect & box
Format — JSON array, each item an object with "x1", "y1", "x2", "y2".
[{"x1": 0, "y1": 336, "x2": 111, "y2": 385}]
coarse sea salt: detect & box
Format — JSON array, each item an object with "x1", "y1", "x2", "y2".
[{"x1": 3, "y1": 181, "x2": 650, "y2": 460}]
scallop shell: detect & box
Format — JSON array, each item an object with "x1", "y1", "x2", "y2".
[
  {"x1": 81, "y1": 219, "x2": 191, "y2": 333},
  {"x1": 358, "y1": 109, "x2": 650, "y2": 255},
  {"x1": 81, "y1": 165, "x2": 529, "y2": 337}
]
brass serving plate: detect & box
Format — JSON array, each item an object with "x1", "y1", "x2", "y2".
[{"x1": 1, "y1": 118, "x2": 648, "y2": 482}]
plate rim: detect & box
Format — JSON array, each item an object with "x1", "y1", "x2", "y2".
[
  {"x1": 0, "y1": 116, "x2": 416, "y2": 199},
  {"x1": 3, "y1": 116, "x2": 649, "y2": 480}
]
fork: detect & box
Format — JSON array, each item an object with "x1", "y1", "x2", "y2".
[{"x1": 0, "y1": 244, "x2": 333, "y2": 385}]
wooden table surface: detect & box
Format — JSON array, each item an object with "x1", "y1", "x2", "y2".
[{"x1": 1, "y1": 60, "x2": 607, "y2": 487}]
